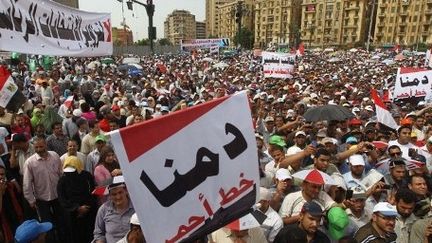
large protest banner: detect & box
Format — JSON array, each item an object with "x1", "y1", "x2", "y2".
[
  {"x1": 181, "y1": 38, "x2": 230, "y2": 51},
  {"x1": 262, "y1": 51, "x2": 295, "y2": 78},
  {"x1": 393, "y1": 67, "x2": 432, "y2": 100},
  {"x1": 0, "y1": 0, "x2": 112, "y2": 56},
  {"x1": 111, "y1": 92, "x2": 259, "y2": 243}
]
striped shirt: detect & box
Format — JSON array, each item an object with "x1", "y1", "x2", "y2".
[{"x1": 354, "y1": 222, "x2": 396, "y2": 243}]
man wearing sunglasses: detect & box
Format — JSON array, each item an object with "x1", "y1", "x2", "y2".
[{"x1": 354, "y1": 202, "x2": 397, "y2": 243}]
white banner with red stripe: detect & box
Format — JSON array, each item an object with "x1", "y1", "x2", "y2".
[
  {"x1": 262, "y1": 51, "x2": 295, "y2": 78},
  {"x1": 0, "y1": 0, "x2": 112, "y2": 56},
  {"x1": 393, "y1": 67, "x2": 432, "y2": 100},
  {"x1": 111, "y1": 92, "x2": 259, "y2": 243}
]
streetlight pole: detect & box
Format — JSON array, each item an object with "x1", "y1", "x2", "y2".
[
  {"x1": 126, "y1": 0, "x2": 156, "y2": 53},
  {"x1": 235, "y1": 0, "x2": 246, "y2": 47},
  {"x1": 366, "y1": 0, "x2": 376, "y2": 52}
]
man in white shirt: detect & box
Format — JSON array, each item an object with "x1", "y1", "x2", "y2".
[
  {"x1": 60, "y1": 140, "x2": 87, "y2": 168},
  {"x1": 258, "y1": 187, "x2": 283, "y2": 242},
  {"x1": 279, "y1": 176, "x2": 335, "y2": 225},
  {"x1": 345, "y1": 186, "x2": 371, "y2": 228},
  {"x1": 343, "y1": 154, "x2": 366, "y2": 189}
]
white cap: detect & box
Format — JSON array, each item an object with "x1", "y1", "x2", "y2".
[
  {"x1": 286, "y1": 146, "x2": 302, "y2": 156},
  {"x1": 331, "y1": 173, "x2": 347, "y2": 191},
  {"x1": 130, "y1": 213, "x2": 140, "y2": 225},
  {"x1": 259, "y1": 187, "x2": 272, "y2": 201},
  {"x1": 352, "y1": 107, "x2": 360, "y2": 112},
  {"x1": 295, "y1": 131, "x2": 306, "y2": 137},
  {"x1": 418, "y1": 101, "x2": 426, "y2": 106},
  {"x1": 72, "y1": 109, "x2": 82, "y2": 117},
  {"x1": 364, "y1": 106, "x2": 374, "y2": 112},
  {"x1": 161, "y1": 106, "x2": 170, "y2": 112},
  {"x1": 63, "y1": 167, "x2": 76, "y2": 173},
  {"x1": 264, "y1": 116, "x2": 274, "y2": 122},
  {"x1": 350, "y1": 186, "x2": 367, "y2": 199},
  {"x1": 349, "y1": 154, "x2": 365, "y2": 166},
  {"x1": 275, "y1": 168, "x2": 292, "y2": 181},
  {"x1": 373, "y1": 202, "x2": 398, "y2": 217}
]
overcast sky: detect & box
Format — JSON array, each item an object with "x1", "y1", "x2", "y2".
[{"x1": 79, "y1": 0, "x2": 205, "y2": 41}]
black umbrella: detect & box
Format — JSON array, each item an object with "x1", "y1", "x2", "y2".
[{"x1": 303, "y1": 105, "x2": 355, "y2": 122}]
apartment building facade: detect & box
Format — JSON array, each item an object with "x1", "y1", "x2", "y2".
[
  {"x1": 218, "y1": 0, "x2": 255, "y2": 41},
  {"x1": 374, "y1": 0, "x2": 432, "y2": 46},
  {"x1": 164, "y1": 10, "x2": 196, "y2": 45},
  {"x1": 300, "y1": 0, "x2": 368, "y2": 48},
  {"x1": 206, "y1": 0, "x2": 235, "y2": 37},
  {"x1": 254, "y1": 0, "x2": 302, "y2": 48}
]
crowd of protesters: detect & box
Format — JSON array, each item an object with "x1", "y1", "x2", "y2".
[{"x1": 0, "y1": 47, "x2": 431, "y2": 243}]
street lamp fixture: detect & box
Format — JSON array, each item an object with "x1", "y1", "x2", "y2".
[{"x1": 123, "y1": 0, "x2": 156, "y2": 53}]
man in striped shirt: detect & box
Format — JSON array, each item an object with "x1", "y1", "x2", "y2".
[{"x1": 354, "y1": 202, "x2": 397, "y2": 243}]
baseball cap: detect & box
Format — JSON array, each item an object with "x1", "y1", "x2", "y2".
[
  {"x1": 349, "y1": 154, "x2": 365, "y2": 166},
  {"x1": 275, "y1": 168, "x2": 292, "y2": 181},
  {"x1": 349, "y1": 118, "x2": 362, "y2": 126},
  {"x1": 295, "y1": 131, "x2": 306, "y2": 137},
  {"x1": 331, "y1": 173, "x2": 347, "y2": 191},
  {"x1": 15, "y1": 219, "x2": 53, "y2": 243},
  {"x1": 259, "y1": 187, "x2": 272, "y2": 201},
  {"x1": 108, "y1": 176, "x2": 126, "y2": 191},
  {"x1": 255, "y1": 133, "x2": 264, "y2": 141},
  {"x1": 373, "y1": 202, "x2": 398, "y2": 217},
  {"x1": 350, "y1": 186, "x2": 367, "y2": 199},
  {"x1": 316, "y1": 130, "x2": 327, "y2": 138},
  {"x1": 327, "y1": 207, "x2": 349, "y2": 240},
  {"x1": 269, "y1": 135, "x2": 286, "y2": 147},
  {"x1": 301, "y1": 201, "x2": 323, "y2": 217},
  {"x1": 389, "y1": 157, "x2": 406, "y2": 169},
  {"x1": 12, "y1": 133, "x2": 28, "y2": 143},
  {"x1": 130, "y1": 213, "x2": 140, "y2": 225},
  {"x1": 321, "y1": 137, "x2": 337, "y2": 145},
  {"x1": 364, "y1": 106, "x2": 374, "y2": 112},
  {"x1": 111, "y1": 105, "x2": 120, "y2": 111},
  {"x1": 264, "y1": 116, "x2": 274, "y2": 123},
  {"x1": 72, "y1": 109, "x2": 82, "y2": 117},
  {"x1": 161, "y1": 106, "x2": 170, "y2": 112},
  {"x1": 95, "y1": 135, "x2": 107, "y2": 143},
  {"x1": 346, "y1": 136, "x2": 358, "y2": 144}
]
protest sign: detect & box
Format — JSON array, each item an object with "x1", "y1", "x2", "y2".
[
  {"x1": 111, "y1": 91, "x2": 259, "y2": 243},
  {"x1": 181, "y1": 38, "x2": 230, "y2": 51},
  {"x1": 393, "y1": 67, "x2": 432, "y2": 100},
  {"x1": 0, "y1": 0, "x2": 112, "y2": 56},
  {"x1": 262, "y1": 51, "x2": 295, "y2": 79}
]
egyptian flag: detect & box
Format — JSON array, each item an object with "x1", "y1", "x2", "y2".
[
  {"x1": 296, "y1": 42, "x2": 305, "y2": 56},
  {"x1": 64, "y1": 96, "x2": 74, "y2": 109},
  {"x1": 0, "y1": 66, "x2": 26, "y2": 112},
  {"x1": 393, "y1": 44, "x2": 401, "y2": 54},
  {"x1": 371, "y1": 88, "x2": 398, "y2": 130}
]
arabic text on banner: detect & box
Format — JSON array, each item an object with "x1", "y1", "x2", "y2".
[
  {"x1": 262, "y1": 51, "x2": 295, "y2": 79},
  {"x1": 110, "y1": 91, "x2": 259, "y2": 243},
  {"x1": 0, "y1": 0, "x2": 112, "y2": 57},
  {"x1": 393, "y1": 68, "x2": 432, "y2": 100},
  {"x1": 181, "y1": 38, "x2": 230, "y2": 50}
]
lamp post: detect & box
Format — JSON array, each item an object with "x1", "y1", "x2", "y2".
[
  {"x1": 232, "y1": 0, "x2": 248, "y2": 47},
  {"x1": 125, "y1": 0, "x2": 156, "y2": 53}
]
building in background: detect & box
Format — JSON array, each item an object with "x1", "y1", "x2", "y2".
[
  {"x1": 196, "y1": 21, "x2": 207, "y2": 39},
  {"x1": 52, "y1": 0, "x2": 79, "y2": 8},
  {"x1": 164, "y1": 10, "x2": 196, "y2": 45},
  {"x1": 206, "y1": 0, "x2": 234, "y2": 37},
  {"x1": 218, "y1": 0, "x2": 255, "y2": 42},
  {"x1": 254, "y1": 0, "x2": 302, "y2": 48},
  {"x1": 112, "y1": 27, "x2": 134, "y2": 46},
  {"x1": 300, "y1": 0, "x2": 368, "y2": 48},
  {"x1": 374, "y1": 0, "x2": 432, "y2": 46}
]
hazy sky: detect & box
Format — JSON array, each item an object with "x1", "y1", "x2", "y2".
[{"x1": 79, "y1": 0, "x2": 205, "y2": 41}]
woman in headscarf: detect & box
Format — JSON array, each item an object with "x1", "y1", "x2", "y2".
[
  {"x1": 57, "y1": 156, "x2": 96, "y2": 243},
  {"x1": 93, "y1": 147, "x2": 122, "y2": 186},
  {"x1": 30, "y1": 108, "x2": 43, "y2": 129}
]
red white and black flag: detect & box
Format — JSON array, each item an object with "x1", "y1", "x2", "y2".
[
  {"x1": 0, "y1": 66, "x2": 26, "y2": 112},
  {"x1": 110, "y1": 91, "x2": 259, "y2": 243}
]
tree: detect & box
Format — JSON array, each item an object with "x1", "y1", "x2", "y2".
[
  {"x1": 135, "y1": 39, "x2": 150, "y2": 46},
  {"x1": 158, "y1": 38, "x2": 172, "y2": 46},
  {"x1": 233, "y1": 27, "x2": 254, "y2": 49}
]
